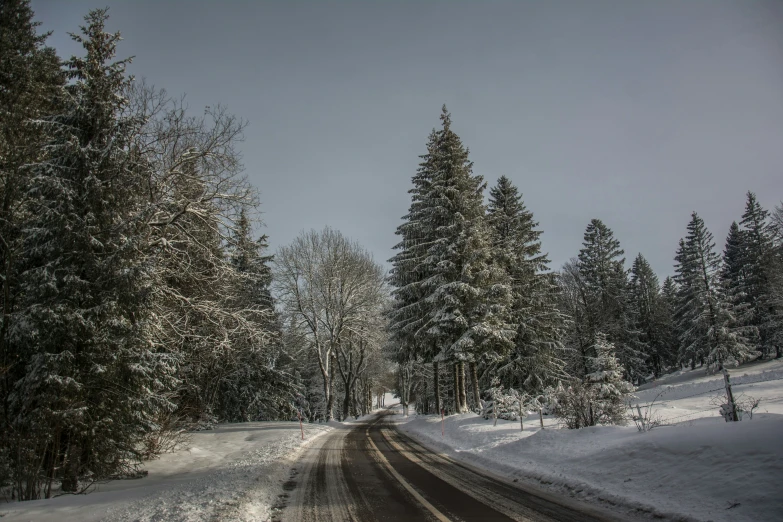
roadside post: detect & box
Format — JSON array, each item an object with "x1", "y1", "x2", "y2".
[
  {"x1": 297, "y1": 408, "x2": 304, "y2": 440},
  {"x1": 722, "y1": 368, "x2": 739, "y2": 422},
  {"x1": 636, "y1": 405, "x2": 646, "y2": 431},
  {"x1": 518, "y1": 400, "x2": 524, "y2": 432}
]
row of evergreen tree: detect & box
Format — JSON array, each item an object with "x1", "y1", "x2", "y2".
[
  {"x1": 388, "y1": 107, "x2": 567, "y2": 415},
  {"x1": 560, "y1": 193, "x2": 781, "y2": 386},
  {"x1": 0, "y1": 4, "x2": 296, "y2": 499},
  {"x1": 389, "y1": 107, "x2": 783, "y2": 416}
]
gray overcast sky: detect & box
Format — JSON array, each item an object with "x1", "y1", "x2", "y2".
[{"x1": 32, "y1": 0, "x2": 783, "y2": 277}]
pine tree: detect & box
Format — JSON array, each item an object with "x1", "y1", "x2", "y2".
[
  {"x1": 551, "y1": 333, "x2": 633, "y2": 428},
  {"x1": 388, "y1": 128, "x2": 439, "y2": 378},
  {"x1": 217, "y1": 210, "x2": 293, "y2": 421},
  {"x1": 659, "y1": 276, "x2": 679, "y2": 369},
  {"x1": 556, "y1": 259, "x2": 593, "y2": 378},
  {"x1": 0, "y1": 0, "x2": 63, "y2": 471},
  {"x1": 722, "y1": 222, "x2": 746, "y2": 287},
  {"x1": 486, "y1": 176, "x2": 566, "y2": 391},
  {"x1": 389, "y1": 106, "x2": 513, "y2": 414},
  {"x1": 576, "y1": 219, "x2": 644, "y2": 380},
  {"x1": 426, "y1": 108, "x2": 514, "y2": 413},
  {"x1": 585, "y1": 334, "x2": 634, "y2": 424},
  {"x1": 674, "y1": 212, "x2": 756, "y2": 370},
  {"x1": 13, "y1": 9, "x2": 174, "y2": 496},
  {"x1": 629, "y1": 254, "x2": 669, "y2": 376},
  {"x1": 721, "y1": 221, "x2": 754, "y2": 338},
  {"x1": 738, "y1": 193, "x2": 779, "y2": 357},
  {"x1": 767, "y1": 202, "x2": 783, "y2": 357}
]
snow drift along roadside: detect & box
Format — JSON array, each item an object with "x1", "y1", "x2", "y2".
[
  {"x1": 396, "y1": 408, "x2": 783, "y2": 522},
  {"x1": 0, "y1": 421, "x2": 333, "y2": 522}
]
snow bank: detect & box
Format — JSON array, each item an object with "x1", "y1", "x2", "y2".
[
  {"x1": 635, "y1": 360, "x2": 783, "y2": 424},
  {"x1": 0, "y1": 421, "x2": 333, "y2": 522},
  {"x1": 396, "y1": 358, "x2": 783, "y2": 521},
  {"x1": 397, "y1": 411, "x2": 782, "y2": 521}
]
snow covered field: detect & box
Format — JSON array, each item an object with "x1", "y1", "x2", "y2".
[
  {"x1": 396, "y1": 359, "x2": 783, "y2": 522},
  {"x1": 0, "y1": 422, "x2": 333, "y2": 522},
  {"x1": 636, "y1": 358, "x2": 783, "y2": 424}
]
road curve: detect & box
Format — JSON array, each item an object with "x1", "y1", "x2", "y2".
[{"x1": 281, "y1": 410, "x2": 624, "y2": 522}]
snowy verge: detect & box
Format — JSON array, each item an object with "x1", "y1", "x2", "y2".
[
  {"x1": 0, "y1": 421, "x2": 333, "y2": 522},
  {"x1": 395, "y1": 384, "x2": 783, "y2": 521}
]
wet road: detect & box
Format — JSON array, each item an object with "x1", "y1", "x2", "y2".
[{"x1": 281, "y1": 411, "x2": 624, "y2": 522}]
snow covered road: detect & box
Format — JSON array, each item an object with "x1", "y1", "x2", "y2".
[{"x1": 282, "y1": 410, "x2": 622, "y2": 522}]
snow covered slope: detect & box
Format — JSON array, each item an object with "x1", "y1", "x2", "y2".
[
  {"x1": 0, "y1": 422, "x2": 332, "y2": 522},
  {"x1": 396, "y1": 359, "x2": 783, "y2": 522}
]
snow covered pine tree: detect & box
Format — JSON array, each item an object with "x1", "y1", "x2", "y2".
[{"x1": 14, "y1": 10, "x2": 174, "y2": 496}]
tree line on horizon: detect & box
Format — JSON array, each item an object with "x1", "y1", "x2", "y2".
[{"x1": 388, "y1": 106, "x2": 783, "y2": 418}]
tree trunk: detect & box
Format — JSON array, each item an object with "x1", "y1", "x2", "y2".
[
  {"x1": 470, "y1": 361, "x2": 480, "y2": 411},
  {"x1": 342, "y1": 377, "x2": 351, "y2": 420},
  {"x1": 457, "y1": 362, "x2": 467, "y2": 413},
  {"x1": 423, "y1": 369, "x2": 429, "y2": 414},
  {"x1": 351, "y1": 383, "x2": 359, "y2": 418},
  {"x1": 320, "y1": 370, "x2": 331, "y2": 422},
  {"x1": 433, "y1": 361, "x2": 441, "y2": 414},
  {"x1": 400, "y1": 369, "x2": 408, "y2": 416},
  {"x1": 326, "y1": 353, "x2": 336, "y2": 421},
  {"x1": 61, "y1": 440, "x2": 80, "y2": 493},
  {"x1": 452, "y1": 363, "x2": 459, "y2": 413}
]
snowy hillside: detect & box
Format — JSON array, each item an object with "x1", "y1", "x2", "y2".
[
  {"x1": 0, "y1": 422, "x2": 332, "y2": 522},
  {"x1": 395, "y1": 359, "x2": 783, "y2": 522}
]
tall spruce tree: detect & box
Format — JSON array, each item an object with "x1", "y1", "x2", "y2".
[
  {"x1": 576, "y1": 219, "x2": 644, "y2": 381},
  {"x1": 0, "y1": 0, "x2": 63, "y2": 456},
  {"x1": 659, "y1": 276, "x2": 679, "y2": 368},
  {"x1": 217, "y1": 209, "x2": 293, "y2": 421},
  {"x1": 722, "y1": 222, "x2": 745, "y2": 287},
  {"x1": 738, "y1": 193, "x2": 779, "y2": 357},
  {"x1": 12, "y1": 10, "x2": 174, "y2": 496},
  {"x1": 556, "y1": 259, "x2": 593, "y2": 378},
  {"x1": 388, "y1": 126, "x2": 444, "y2": 410},
  {"x1": 767, "y1": 202, "x2": 783, "y2": 357},
  {"x1": 389, "y1": 107, "x2": 513, "y2": 414},
  {"x1": 388, "y1": 129, "x2": 439, "y2": 396},
  {"x1": 721, "y1": 221, "x2": 753, "y2": 339},
  {"x1": 674, "y1": 212, "x2": 756, "y2": 370},
  {"x1": 629, "y1": 254, "x2": 670, "y2": 376},
  {"x1": 424, "y1": 108, "x2": 513, "y2": 413},
  {"x1": 486, "y1": 176, "x2": 566, "y2": 391}
]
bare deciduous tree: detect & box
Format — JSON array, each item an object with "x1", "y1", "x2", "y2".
[{"x1": 275, "y1": 227, "x2": 386, "y2": 421}]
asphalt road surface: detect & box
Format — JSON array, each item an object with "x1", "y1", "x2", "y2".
[{"x1": 281, "y1": 410, "x2": 625, "y2": 522}]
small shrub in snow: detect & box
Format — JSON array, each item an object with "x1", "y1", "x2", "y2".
[
  {"x1": 142, "y1": 411, "x2": 192, "y2": 460},
  {"x1": 551, "y1": 335, "x2": 634, "y2": 428},
  {"x1": 711, "y1": 391, "x2": 761, "y2": 422},
  {"x1": 628, "y1": 391, "x2": 664, "y2": 432},
  {"x1": 482, "y1": 379, "x2": 527, "y2": 423},
  {"x1": 736, "y1": 395, "x2": 761, "y2": 419}
]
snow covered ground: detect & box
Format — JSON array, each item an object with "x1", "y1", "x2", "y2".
[
  {"x1": 395, "y1": 359, "x2": 783, "y2": 522},
  {"x1": 0, "y1": 392, "x2": 398, "y2": 522},
  {"x1": 635, "y1": 358, "x2": 783, "y2": 424},
  {"x1": 0, "y1": 421, "x2": 333, "y2": 522}
]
